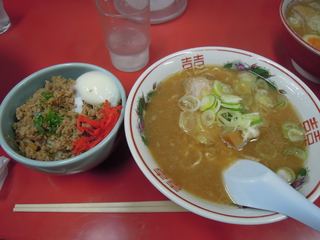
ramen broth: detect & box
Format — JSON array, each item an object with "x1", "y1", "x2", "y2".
[
  {"x1": 143, "y1": 65, "x2": 306, "y2": 205},
  {"x1": 285, "y1": 0, "x2": 320, "y2": 50}
]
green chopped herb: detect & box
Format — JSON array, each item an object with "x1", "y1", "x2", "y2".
[
  {"x1": 299, "y1": 167, "x2": 308, "y2": 177},
  {"x1": 33, "y1": 107, "x2": 64, "y2": 136},
  {"x1": 33, "y1": 118, "x2": 46, "y2": 135},
  {"x1": 40, "y1": 91, "x2": 53, "y2": 103}
]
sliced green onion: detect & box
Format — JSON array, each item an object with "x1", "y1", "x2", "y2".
[
  {"x1": 282, "y1": 145, "x2": 297, "y2": 156},
  {"x1": 221, "y1": 102, "x2": 244, "y2": 111},
  {"x1": 242, "y1": 113, "x2": 263, "y2": 125},
  {"x1": 213, "y1": 98, "x2": 221, "y2": 113},
  {"x1": 33, "y1": 107, "x2": 64, "y2": 136},
  {"x1": 239, "y1": 118, "x2": 251, "y2": 129},
  {"x1": 282, "y1": 146, "x2": 307, "y2": 161},
  {"x1": 257, "y1": 95, "x2": 274, "y2": 108},
  {"x1": 256, "y1": 79, "x2": 269, "y2": 89},
  {"x1": 177, "y1": 76, "x2": 272, "y2": 145},
  {"x1": 33, "y1": 119, "x2": 46, "y2": 135},
  {"x1": 287, "y1": 128, "x2": 305, "y2": 142},
  {"x1": 240, "y1": 95, "x2": 253, "y2": 106},
  {"x1": 207, "y1": 94, "x2": 217, "y2": 110},
  {"x1": 201, "y1": 109, "x2": 216, "y2": 127},
  {"x1": 251, "y1": 117, "x2": 263, "y2": 125},
  {"x1": 234, "y1": 82, "x2": 251, "y2": 94},
  {"x1": 178, "y1": 95, "x2": 201, "y2": 112},
  {"x1": 41, "y1": 91, "x2": 53, "y2": 99},
  {"x1": 238, "y1": 71, "x2": 257, "y2": 83},
  {"x1": 295, "y1": 147, "x2": 307, "y2": 161},
  {"x1": 281, "y1": 121, "x2": 305, "y2": 142},
  {"x1": 256, "y1": 89, "x2": 269, "y2": 96},
  {"x1": 220, "y1": 94, "x2": 242, "y2": 104},
  {"x1": 217, "y1": 109, "x2": 242, "y2": 127},
  {"x1": 40, "y1": 91, "x2": 53, "y2": 103},
  {"x1": 200, "y1": 96, "x2": 210, "y2": 111},
  {"x1": 307, "y1": 15, "x2": 320, "y2": 31},
  {"x1": 200, "y1": 94, "x2": 216, "y2": 111},
  {"x1": 275, "y1": 99, "x2": 285, "y2": 108},
  {"x1": 282, "y1": 121, "x2": 300, "y2": 133},
  {"x1": 287, "y1": 16, "x2": 301, "y2": 28},
  {"x1": 276, "y1": 167, "x2": 296, "y2": 184},
  {"x1": 213, "y1": 80, "x2": 233, "y2": 97},
  {"x1": 242, "y1": 126, "x2": 259, "y2": 141},
  {"x1": 275, "y1": 95, "x2": 287, "y2": 108}
]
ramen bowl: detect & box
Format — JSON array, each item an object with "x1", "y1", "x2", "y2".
[
  {"x1": 280, "y1": 0, "x2": 320, "y2": 84},
  {"x1": 124, "y1": 47, "x2": 320, "y2": 225},
  {"x1": 0, "y1": 63, "x2": 126, "y2": 174}
]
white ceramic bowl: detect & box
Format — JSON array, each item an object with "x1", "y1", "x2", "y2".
[
  {"x1": 0, "y1": 63, "x2": 126, "y2": 174},
  {"x1": 125, "y1": 47, "x2": 320, "y2": 225}
]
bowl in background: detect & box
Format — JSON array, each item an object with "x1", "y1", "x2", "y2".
[
  {"x1": 0, "y1": 63, "x2": 126, "y2": 174},
  {"x1": 280, "y1": 0, "x2": 320, "y2": 84},
  {"x1": 124, "y1": 47, "x2": 320, "y2": 225},
  {"x1": 150, "y1": 0, "x2": 188, "y2": 24}
]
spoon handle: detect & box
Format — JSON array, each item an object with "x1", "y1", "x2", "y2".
[
  {"x1": 224, "y1": 160, "x2": 320, "y2": 231},
  {"x1": 267, "y1": 181, "x2": 320, "y2": 232}
]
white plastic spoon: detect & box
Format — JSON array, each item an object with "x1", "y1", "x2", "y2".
[{"x1": 223, "y1": 159, "x2": 320, "y2": 231}]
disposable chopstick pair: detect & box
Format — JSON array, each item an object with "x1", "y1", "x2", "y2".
[{"x1": 13, "y1": 200, "x2": 189, "y2": 213}]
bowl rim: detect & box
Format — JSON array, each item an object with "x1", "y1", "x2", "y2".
[
  {"x1": 279, "y1": 0, "x2": 320, "y2": 56},
  {"x1": 0, "y1": 62, "x2": 126, "y2": 168},
  {"x1": 125, "y1": 46, "x2": 320, "y2": 225}
]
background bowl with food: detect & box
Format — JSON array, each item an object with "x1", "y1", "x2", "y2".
[
  {"x1": 0, "y1": 62, "x2": 126, "y2": 174},
  {"x1": 124, "y1": 46, "x2": 320, "y2": 225},
  {"x1": 280, "y1": 0, "x2": 320, "y2": 84}
]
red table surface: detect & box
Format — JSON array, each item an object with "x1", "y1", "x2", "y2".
[{"x1": 1, "y1": 0, "x2": 320, "y2": 239}]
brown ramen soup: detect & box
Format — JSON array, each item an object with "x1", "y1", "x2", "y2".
[
  {"x1": 286, "y1": 0, "x2": 320, "y2": 51},
  {"x1": 143, "y1": 65, "x2": 307, "y2": 205}
]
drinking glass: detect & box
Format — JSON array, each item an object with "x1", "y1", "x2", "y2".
[{"x1": 96, "y1": 0, "x2": 151, "y2": 72}]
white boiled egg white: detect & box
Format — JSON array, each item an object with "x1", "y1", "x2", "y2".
[{"x1": 75, "y1": 71, "x2": 120, "y2": 107}]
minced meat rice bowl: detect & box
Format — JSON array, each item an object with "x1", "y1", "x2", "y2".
[{"x1": 12, "y1": 76, "x2": 122, "y2": 161}]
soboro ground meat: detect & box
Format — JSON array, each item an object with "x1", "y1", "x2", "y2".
[{"x1": 13, "y1": 76, "x2": 103, "y2": 161}]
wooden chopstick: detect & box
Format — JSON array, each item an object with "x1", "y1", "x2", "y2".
[{"x1": 13, "y1": 200, "x2": 189, "y2": 213}]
